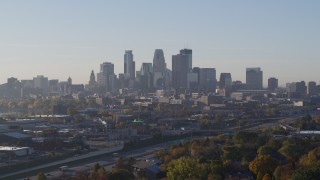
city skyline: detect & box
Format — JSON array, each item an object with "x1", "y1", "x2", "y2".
[{"x1": 0, "y1": 1, "x2": 319, "y2": 85}]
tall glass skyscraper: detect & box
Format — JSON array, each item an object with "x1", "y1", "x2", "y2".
[
  {"x1": 180, "y1": 49, "x2": 192, "y2": 72},
  {"x1": 124, "y1": 50, "x2": 135, "y2": 79}
]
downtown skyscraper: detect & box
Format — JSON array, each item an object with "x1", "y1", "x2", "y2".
[
  {"x1": 153, "y1": 49, "x2": 166, "y2": 73},
  {"x1": 124, "y1": 50, "x2": 135, "y2": 79},
  {"x1": 246, "y1": 67, "x2": 263, "y2": 90},
  {"x1": 172, "y1": 52, "x2": 189, "y2": 90},
  {"x1": 180, "y1": 49, "x2": 192, "y2": 72},
  {"x1": 97, "y1": 62, "x2": 116, "y2": 92}
]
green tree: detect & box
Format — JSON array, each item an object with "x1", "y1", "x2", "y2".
[
  {"x1": 233, "y1": 131, "x2": 258, "y2": 144},
  {"x1": 166, "y1": 157, "x2": 210, "y2": 180},
  {"x1": 278, "y1": 138, "x2": 311, "y2": 161}
]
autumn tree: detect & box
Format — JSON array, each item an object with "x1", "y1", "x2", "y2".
[
  {"x1": 166, "y1": 157, "x2": 210, "y2": 180},
  {"x1": 291, "y1": 168, "x2": 320, "y2": 180},
  {"x1": 249, "y1": 155, "x2": 278, "y2": 180},
  {"x1": 36, "y1": 172, "x2": 47, "y2": 180},
  {"x1": 258, "y1": 145, "x2": 273, "y2": 156},
  {"x1": 278, "y1": 138, "x2": 312, "y2": 161}
]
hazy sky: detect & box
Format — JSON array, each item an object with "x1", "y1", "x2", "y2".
[{"x1": 0, "y1": 1, "x2": 319, "y2": 86}]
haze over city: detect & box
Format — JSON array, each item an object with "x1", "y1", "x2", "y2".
[{"x1": 0, "y1": 0, "x2": 319, "y2": 85}]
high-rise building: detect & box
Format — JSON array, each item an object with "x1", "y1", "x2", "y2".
[
  {"x1": 124, "y1": 50, "x2": 135, "y2": 79},
  {"x1": 180, "y1": 49, "x2": 192, "y2": 72},
  {"x1": 286, "y1": 81, "x2": 307, "y2": 98},
  {"x1": 172, "y1": 53, "x2": 189, "y2": 89},
  {"x1": 153, "y1": 49, "x2": 171, "y2": 90},
  {"x1": 33, "y1": 75, "x2": 49, "y2": 95},
  {"x1": 97, "y1": 62, "x2": 116, "y2": 92},
  {"x1": 199, "y1": 68, "x2": 216, "y2": 91},
  {"x1": 99, "y1": 62, "x2": 114, "y2": 77},
  {"x1": 153, "y1": 49, "x2": 166, "y2": 73},
  {"x1": 89, "y1": 70, "x2": 96, "y2": 85},
  {"x1": 49, "y1": 79, "x2": 59, "y2": 94},
  {"x1": 138, "y1": 63, "x2": 153, "y2": 90},
  {"x1": 85, "y1": 70, "x2": 97, "y2": 92},
  {"x1": 219, "y1": 73, "x2": 232, "y2": 89},
  {"x1": 67, "y1": 77, "x2": 72, "y2": 85},
  {"x1": 308, "y1": 81, "x2": 317, "y2": 96},
  {"x1": 268, "y1": 77, "x2": 278, "y2": 91},
  {"x1": 246, "y1": 68, "x2": 263, "y2": 90}
]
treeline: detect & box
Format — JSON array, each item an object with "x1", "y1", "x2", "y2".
[{"x1": 155, "y1": 131, "x2": 320, "y2": 180}]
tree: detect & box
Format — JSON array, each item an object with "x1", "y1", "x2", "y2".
[
  {"x1": 208, "y1": 173, "x2": 223, "y2": 180},
  {"x1": 249, "y1": 155, "x2": 278, "y2": 180},
  {"x1": 266, "y1": 138, "x2": 282, "y2": 151},
  {"x1": 262, "y1": 173, "x2": 272, "y2": 180},
  {"x1": 166, "y1": 157, "x2": 210, "y2": 180},
  {"x1": 36, "y1": 172, "x2": 47, "y2": 180},
  {"x1": 67, "y1": 107, "x2": 77, "y2": 117},
  {"x1": 273, "y1": 166, "x2": 283, "y2": 180},
  {"x1": 278, "y1": 138, "x2": 311, "y2": 161},
  {"x1": 291, "y1": 168, "x2": 320, "y2": 180},
  {"x1": 233, "y1": 131, "x2": 258, "y2": 144},
  {"x1": 258, "y1": 146, "x2": 273, "y2": 156},
  {"x1": 97, "y1": 167, "x2": 107, "y2": 179},
  {"x1": 114, "y1": 157, "x2": 125, "y2": 170},
  {"x1": 209, "y1": 160, "x2": 225, "y2": 178},
  {"x1": 108, "y1": 169, "x2": 134, "y2": 180},
  {"x1": 315, "y1": 116, "x2": 320, "y2": 124},
  {"x1": 93, "y1": 163, "x2": 101, "y2": 172}
]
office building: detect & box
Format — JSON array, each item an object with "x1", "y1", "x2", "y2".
[
  {"x1": 138, "y1": 63, "x2": 153, "y2": 90},
  {"x1": 48, "y1": 79, "x2": 59, "y2": 94},
  {"x1": 286, "y1": 81, "x2": 307, "y2": 98},
  {"x1": 97, "y1": 62, "x2": 116, "y2": 92},
  {"x1": 124, "y1": 50, "x2": 135, "y2": 79},
  {"x1": 268, "y1": 77, "x2": 278, "y2": 91},
  {"x1": 172, "y1": 53, "x2": 189, "y2": 90},
  {"x1": 153, "y1": 49, "x2": 166, "y2": 73},
  {"x1": 33, "y1": 75, "x2": 49, "y2": 95},
  {"x1": 199, "y1": 68, "x2": 216, "y2": 91},
  {"x1": 246, "y1": 68, "x2": 263, "y2": 90},
  {"x1": 180, "y1": 49, "x2": 192, "y2": 72},
  {"x1": 219, "y1": 73, "x2": 232, "y2": 89},
  {"x1": 308, "y1": 81, "x2": 317, "y2": 96}
]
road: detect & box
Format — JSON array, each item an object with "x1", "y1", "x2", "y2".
[
  {"x1": 9, "y1": 140, "x2": 180, "y2": 180},
  {"x1": 0, "y1": 143, "x2": 124, "y2": 180},
  {"x1": 27, "y1": 148, "x2": 160, "y2": 180}
]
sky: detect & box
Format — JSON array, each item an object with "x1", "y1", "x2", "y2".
[{"x1": 0, "y1": 0, "x2": 319, "y2": 86}]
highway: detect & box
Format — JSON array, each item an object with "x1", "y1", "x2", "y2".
[{"x1": 7, "y1": 140, "x2": 178, "y2": 180}]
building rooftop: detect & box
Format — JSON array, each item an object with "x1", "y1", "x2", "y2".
[
  {"x1": 0, "y1": 146, "x2": 30, "y2": 151},
  {"x1": 4, "y1": 132, "x2": 31, "y2": 139}
]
